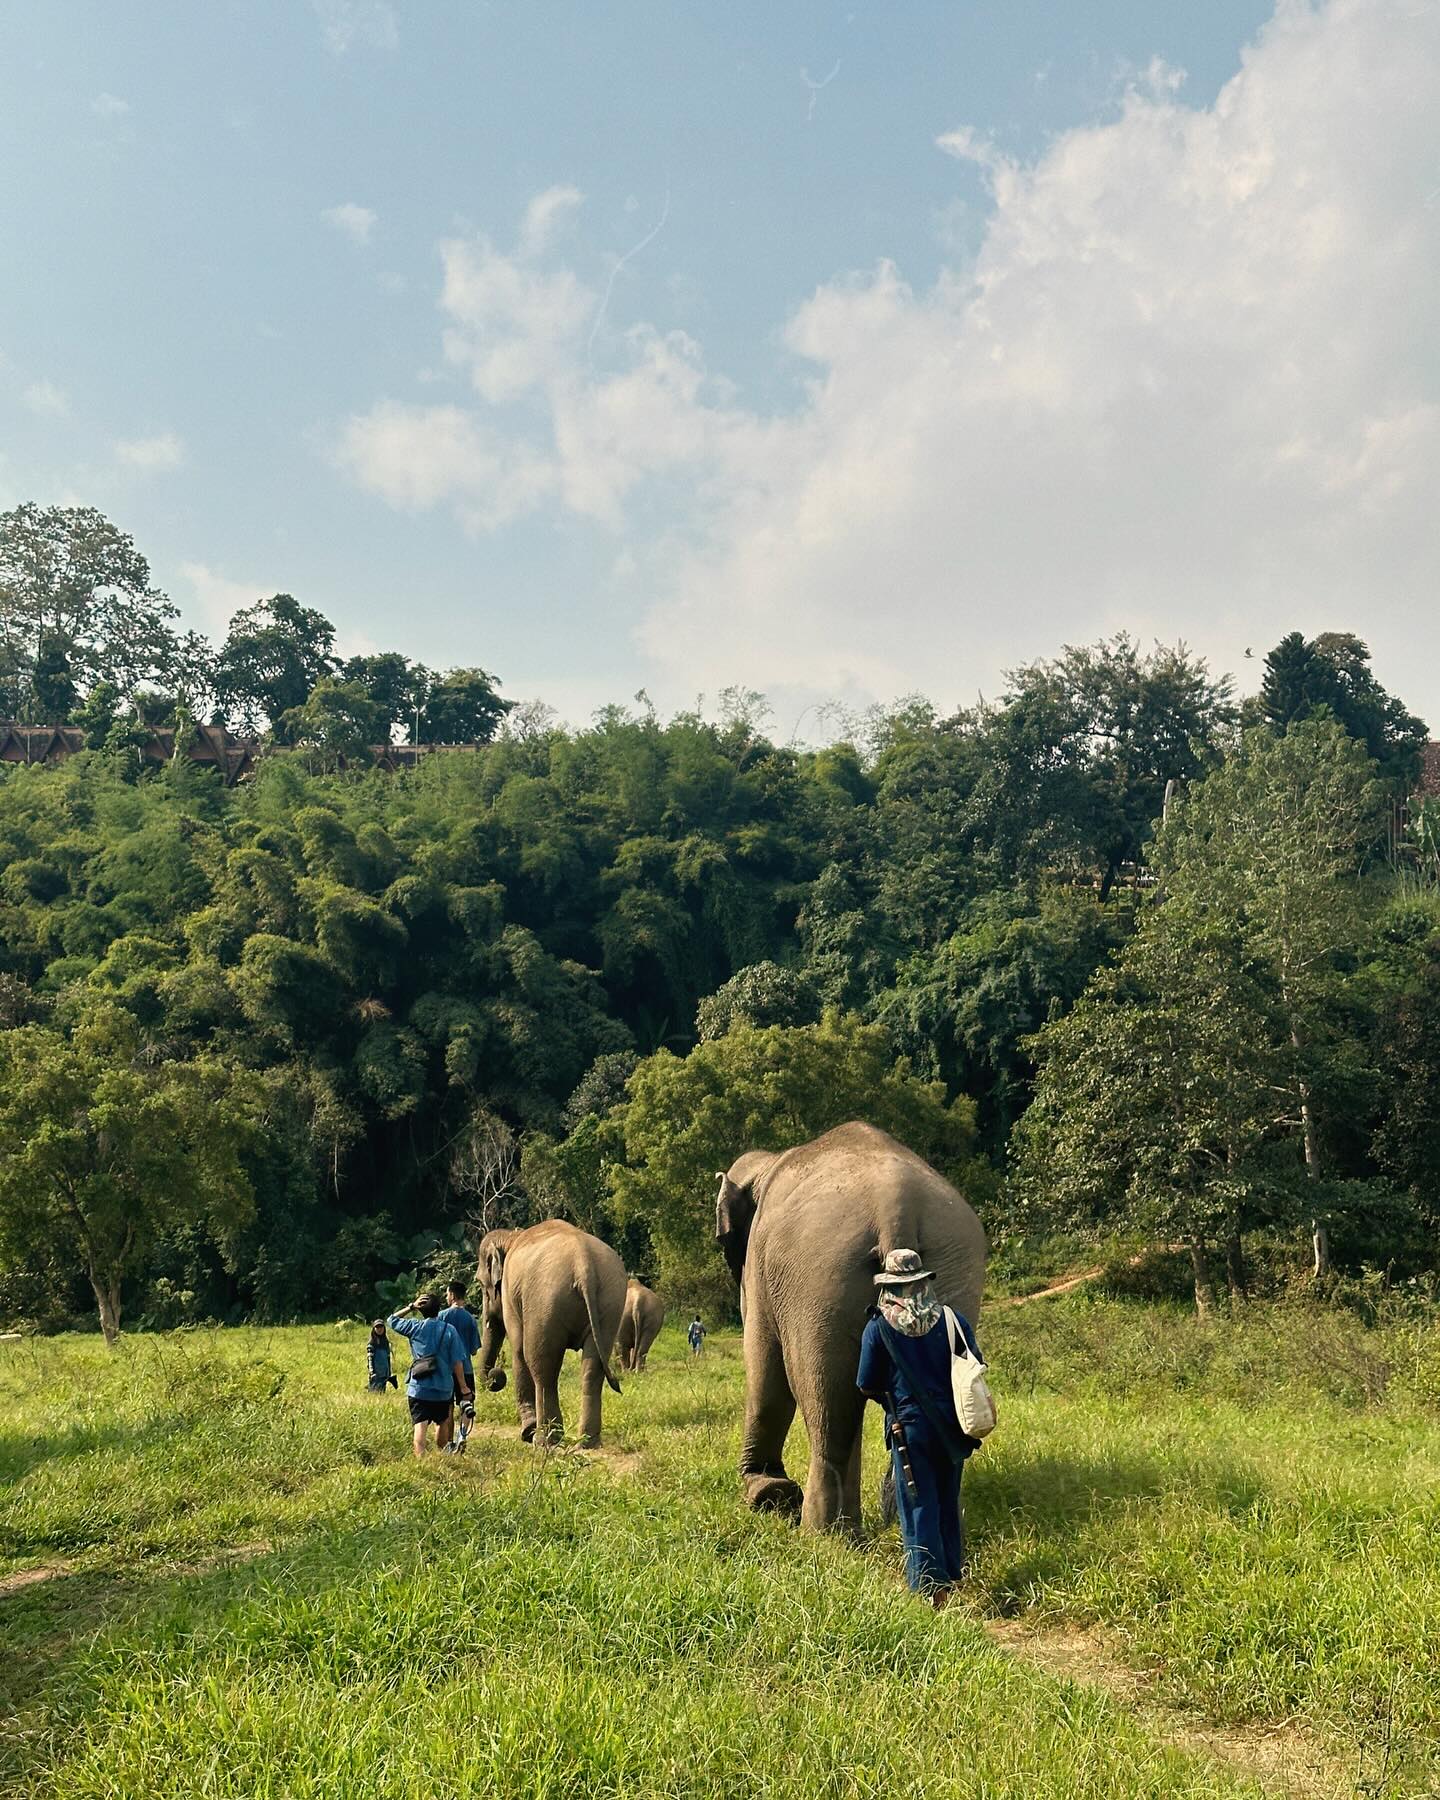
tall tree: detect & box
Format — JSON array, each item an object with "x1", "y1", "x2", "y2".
[
  {"x1": 1021, "y1": 720, "x2": 1386, "y2": 1290},
  {"x1": 214, "y1": 594, "x2": 338, "y2": 735},
  {"x1": 969, "y1": 634, "x2": 1236, "y2": 897},
  {"x1": 420, "y1": 666, "x2": 512, "y2": 744},
  {"x1": 1149, "y1": 720, "x2": 1386, "y2": 1275},
  {"x1": 1373, "y1": 934, "x2": 1440, "y2": 1239},
  {"x1": 0, "y1": 1015, "x2": 258, "y2": 1342},
  {"x1": 342, "y1": 651, "x2": 429, "y2": 743},
  {"x1": 279, "y1": 677, "x2": 387, "y2": 771},
  {"x1": 0, "y1": 503, "x2": 183, "y2": 718},
  {"x1": 1259, "y1": 631, "x2": 1428, "y2": 788},
  {"x1": 1017, "y1": 901, "x2": 1285, "y2": 1310}
]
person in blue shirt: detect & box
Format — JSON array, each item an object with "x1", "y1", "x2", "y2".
[
  {"x1": 366, "y1": 1319, "x2": 397, "y2": 1393},
  {"x1": 856, "y1": 1248, "x2": 979, "y2": 1606},
  {"x1": 388, "y1": 1292, "x2": 471, "y2": 1457},
  {"x1": 440, "y1": 1279, "x2": 482, "y2": 1424}
]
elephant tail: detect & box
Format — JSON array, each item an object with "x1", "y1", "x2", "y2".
[{"x1": 580, "y1": 1269, "x2": 623, "y2": 1394}]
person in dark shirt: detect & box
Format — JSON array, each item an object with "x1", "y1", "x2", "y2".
[
  {"x1": 366, "y1": 1319, "x2": 397, "y2": 1392},
  {"x1": 856, "y1": 1248, "x2": 979, "y2": 1606},
  {"x1": 439, "y1": 1279, "x2": 482, "y2": 1426}
]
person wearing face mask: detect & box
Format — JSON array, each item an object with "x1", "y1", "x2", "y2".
[{"x1": 857, "y1": 1249, "x2": 980, "y2": 1606}]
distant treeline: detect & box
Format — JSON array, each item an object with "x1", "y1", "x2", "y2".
[{"x1": 0, "y1": 502, "x2": 1436, "y2": 1334}]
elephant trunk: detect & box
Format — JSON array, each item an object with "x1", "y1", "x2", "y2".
[{"x1": 479, "y1": 1308, "x2": 506, "y2": 1384}]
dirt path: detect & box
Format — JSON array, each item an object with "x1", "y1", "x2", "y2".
[
  {"x1": 0, "y1": 1540, "x2": 272, "y2": 1598},
  {"x1": 0, "y1": 1564, "x2": 71, "y2": 1597},
  {"x1": 993, "y1": 1267, "x2": 1106, "y2": 1307},
  {"x1": 460, "y1": 1419, "x2": 641, "y2": 1476},
  {"x1": 981, "y1": 1618, "x2": 1355, "y2": 1799}
]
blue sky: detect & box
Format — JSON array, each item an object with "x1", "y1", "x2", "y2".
[{"x1": 3, "y1": 0, "x2": 1436, "y2": 734}]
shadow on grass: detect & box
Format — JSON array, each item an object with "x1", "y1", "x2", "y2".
[
  {"x1": 963, "y1": 1447, "x2": 1267, "y2": 1612},
  {"x1": 0, "y1": 1437, "x2": 623, "y2": 1781},
  {"x1": 0, "y1": 1514, "x2": 441, "y2": 1786},
  {"x1": 0, "y1": 1412, "x2": 204, "y2": 1487}
]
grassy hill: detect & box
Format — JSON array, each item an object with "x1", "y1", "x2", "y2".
[{"x1": 3, "y1": 1298, "x2": 1438, "y2": 1797}]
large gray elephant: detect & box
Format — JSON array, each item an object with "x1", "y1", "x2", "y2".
[
  {"x1": 476, "y1": 1219, "x2": 627, "y2": 1447},
  {"x1": 715, "y1": 1120, "x2": 986, "y2": 1533},
  {"x1": 615, "y1": 1278, "x2": 664, "y2": 1372}
]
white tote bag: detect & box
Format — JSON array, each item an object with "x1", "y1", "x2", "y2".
[{"x1": 943, "y1": 1306, "x2": 997, "y2": 1439}]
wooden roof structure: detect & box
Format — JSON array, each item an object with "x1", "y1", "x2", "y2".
[
  {"x1": 0, "y1": 723, "x2": 87, "y2": 765},
  {"x1": 0, "y1": 721, "x2": 485, "y2": 782},
  {"x1": 0, "y1": 720, "x2": 261, "y2": 786}
]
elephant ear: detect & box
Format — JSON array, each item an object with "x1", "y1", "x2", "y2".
[
  {"x1": 482, "y1": 1238, "x2": 506, "y2": 1294},
  {"x1": 714, "y1": 1173, "x2": 757, "y2": 1287}
]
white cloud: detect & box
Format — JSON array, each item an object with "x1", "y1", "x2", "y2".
[
  {"x1": 91, "y1": 92, "x2": 130, "y2": 120},
  {"x1": 335, "y1": 0, "x2": 1440, "y2": 722},
  {"x1": 115, "y1": 432, "x2": 185, "y2": 473},
  {"x1": 179, "y1": 563, "x2": 265, "y2": 636},
  {"x1": 339, "y1": 192, "x2": 728, "y2": 528},
  {"x1": 23, "y1": 380, "x2": 69, "y2": 418},
  {"x1": 322, "y1": 202, "x2": 377, "y2": 246},
  {"x1": 313, "y1": 0, "x2": 396, "y2": 55},
  {"x1": 520, "y1": 185, "x2": 584, "y2": 258},
  {"x1": 333, "y1": 400, "x2": 555, "y2": 530},
  {"x1": 438, "y1": 231, "x2": 593, "y2": 402}
]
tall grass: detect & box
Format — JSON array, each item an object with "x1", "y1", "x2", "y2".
[{"x1": 3, "y1": 1298, "x2": 1439, "y2": 1796}]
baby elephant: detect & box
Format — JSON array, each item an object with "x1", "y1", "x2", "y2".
[
  {"x1": 615, "y1": 1278, "x2": 664, "y2": 1372},
  {"x1": 476, "y1": 1220, "x2": 626, "y2": 1447}
]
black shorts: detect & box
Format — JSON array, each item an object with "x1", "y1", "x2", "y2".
[{"x1": 408, "y1": 1395, "x2": 452, "y2": 1424}]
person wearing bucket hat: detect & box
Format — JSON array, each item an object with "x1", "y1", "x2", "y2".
[{"x1": 857, "y1": 1248, "x2": 980, "y2": 1604}]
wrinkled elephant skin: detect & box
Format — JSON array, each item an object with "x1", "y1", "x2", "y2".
[
  {"x1": 715, "y1": 1121, "x2": 986, "y2": 1535},
  {"x1": 615, "y1": 1278, "x2": 664, "y2": 1372},
  {"x1": 476, "y1": 1220, "x2": 626, "y2": 1448}
]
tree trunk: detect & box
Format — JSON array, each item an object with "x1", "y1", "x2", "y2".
[
  {"x1": 1225, "y1": 1229, "x2": 1247, "y2": 1305},
  {"x1": 1189, "y1": 1236, "x2": 1217, "y2": 1315},
  {"x1": 1289, "y1": 1014, "x2": 1331, "y2": 1279},
  {"x1": 1297, "y1": 1075, "x2": 1330, "y2": 1278},
  {"x1": 88, "y1": 1267, "x2": 123, "y2": 1347}
]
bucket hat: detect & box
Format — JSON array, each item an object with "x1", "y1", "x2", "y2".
[{"x1": 873, "y1": 1248, "x2": 934, "y2": 1287}]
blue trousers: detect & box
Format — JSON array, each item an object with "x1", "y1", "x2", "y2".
[{"x1": 891, "y1": 1434, "x2": 965, "y2": 1593}]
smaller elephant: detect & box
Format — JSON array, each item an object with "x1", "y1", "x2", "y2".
[
  {"x1": 476, "y1": 1219, "x2": 626, "y2": 1447},
  {"x1": 615, "y1": 1279, "x2": 664, "y2": 1372}
]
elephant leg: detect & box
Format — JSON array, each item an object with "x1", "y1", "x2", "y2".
[
  {"x1": 577, "y1": 1342, "x2": 605, "y2": 1447},
  {"x1": 740, "y1": 1318, "x2": 802, "y2": 1518},
  {"x1": 532, "y1": 1350, "x2": 564, "y2": 1445},
  {"x1": 801, "y1": 1389, "x2": 865, "y2": 1536},
  {"x1": 513, "y1": 1346, "x2": 538, "y2": 1442}
]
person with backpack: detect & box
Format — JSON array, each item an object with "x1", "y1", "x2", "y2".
[
  {"x1": 388, "y1": 1292, "x2": 472, "y2": 1458},
  {"x1": 856, "y1": 1249, "x2": 988, "y2": 1606},
  {"x1": 366, "y1": 1319, "x2": 398, "y2": 1393},
  {"x1": 687, "y1": 1316, "x2": 706, "y2": 1357}
]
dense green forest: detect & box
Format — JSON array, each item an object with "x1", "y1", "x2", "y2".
[{"x1": 2, "y1": 503, "x2": 1437, "y2": 1335}]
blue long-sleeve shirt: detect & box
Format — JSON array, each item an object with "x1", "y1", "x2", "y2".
[
  {"x1": 856, "y1": 1309, "x2": 981, "y2": 1456},
  {"x1": 387, "y1": 1314, "x2": 464, "y2": 1401},
  {"x1": 366, "y1": 1337, "x2": 392, "y2": 1384}
]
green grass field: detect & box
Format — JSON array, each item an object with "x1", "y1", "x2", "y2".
[{"x1": 3, "y1": 1297, "x2": 1438, "y2": 1798}]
